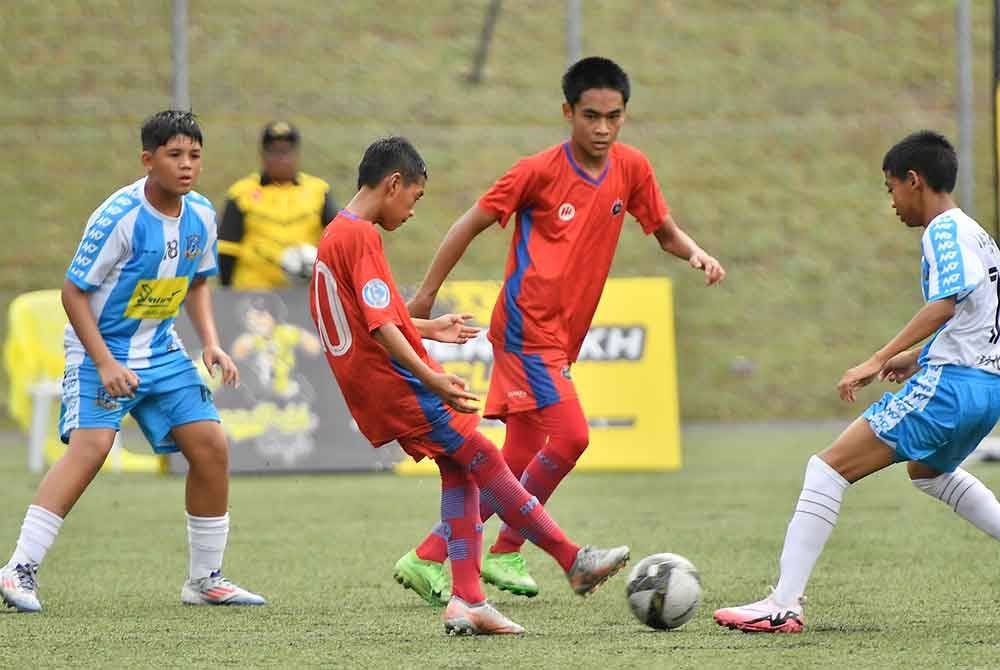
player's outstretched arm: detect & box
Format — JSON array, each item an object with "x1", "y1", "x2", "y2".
[
  {"x1": 408, "y1": 206, "x2": 498, "y2": 318},
  {"x1": 837, "y1": 297, "x2": 956, "y2": 402},
  {"x1": 372, "y1": 322, "x2": 480, "y2": 413},
  {"x1": 653, "y1": 214, "x2": 725, "y2": 285},
  {"x1": 411, "y1": 313, "x2": 480, "y2": 344},
  {"x1": 184, "y1": 277, "x2": 239, "y2": 387},
  {"x1": 62, "y1": 278, "x2": 139, "y2": 398}
]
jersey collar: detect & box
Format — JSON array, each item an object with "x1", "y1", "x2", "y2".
[{"x1": 562, "y1": 142, "x2": 610, "y2": 186}]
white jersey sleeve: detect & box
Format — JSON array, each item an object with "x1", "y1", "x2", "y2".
[
  {"x1": 921, "y1": 217, "x2": 985, "y2": 302},
  {"x1": 66, "y1": 189, "x2": 141, "y2": 291}
]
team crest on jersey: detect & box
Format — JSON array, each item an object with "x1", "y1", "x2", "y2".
[
  {"x1": 558, "y1": 203, "x2": 576, "y2": 221},
  {"x1": 362, "y1": 278, "x2": 391, "y2": 309},
  {"x1": 184, "y1": 234, "x2": 202, "y2": 260},
  {"x1": 611, "y1": 198, "x2": 623, "y2": 216}
]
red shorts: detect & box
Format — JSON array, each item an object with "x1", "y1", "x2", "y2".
[
  {"x1": 397, "y1": 411, "x2": 479, "y2": 462},
  {"x1": 484, "y1": 348, "x2": 577, "y2": 419}
]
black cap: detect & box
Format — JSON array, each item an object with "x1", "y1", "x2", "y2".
[{"x1": 261, "y1": 121, "x2": 300, "y2": 147}]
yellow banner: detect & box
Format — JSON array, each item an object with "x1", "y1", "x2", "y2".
[
  {"x1": 124, "y1": 277, "x2": 188, "y2": 320},
  {"x1": 395, "y1": 277, "x2": 680, "y2": 474}
]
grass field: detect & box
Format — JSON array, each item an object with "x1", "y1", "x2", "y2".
[
  {"x1": 5, "y1": 2, "x2": 1000, "y2": 421},
  {"x1": 4, "y1": 423, "x2": 1000, "y2": 669}
]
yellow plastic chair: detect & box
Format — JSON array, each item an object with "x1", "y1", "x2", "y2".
[{"x1": 4, "y1": 289, "x2": 164, "y2": 474}]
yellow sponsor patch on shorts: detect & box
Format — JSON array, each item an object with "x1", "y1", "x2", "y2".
[{"x1": 124, "y1": 277, "x2": 189, "y2": 320}]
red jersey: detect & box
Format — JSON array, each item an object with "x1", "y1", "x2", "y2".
[
  {"x1": 309, "y1": 211, "x2": 475, "y2": 449},
  {"x1": 478, "y1": 141, "x2": 669, "y2": 363}
]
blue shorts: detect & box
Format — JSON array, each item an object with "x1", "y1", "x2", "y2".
[
  {"x1": 58, "y1": 353, "x2": 220, "y2": 454},
  {"x1": 863, "y1": 365, "x2": 1000, "y2": 473}
]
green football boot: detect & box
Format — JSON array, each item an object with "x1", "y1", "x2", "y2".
[
  {"x1": 481, "y1": 551, "x2": 539, "y2": 597},
  {"x1": 393, "y1": 550, "x2": 450, "y2": 607}
]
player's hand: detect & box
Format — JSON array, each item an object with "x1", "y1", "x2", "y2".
[
  {"x1": 426, "y1": 313, "x2": 480, "y2": 344},
  {"x1": 689, "y1": 250, "x2": 726, "y2": 286},
  {"x1": 427, "y1": 371, "x2": 480, "y2": 413},
  {"x1": 203, "y1": 345, "x2": 240, "y2": 388},
  {"x1": 837, "y1": 355, "x2": 883, "y2": 402},
  {"x1": 97, "y1": 360, "x2": 140, "y2": 398},
  {"x1": 407, "y1": 292, "x2": 435, "y2": 319},
  {"x1": 879, "y1": 351, "x2": 920, "y2": 384}
]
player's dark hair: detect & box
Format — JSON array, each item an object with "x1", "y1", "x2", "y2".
[
  {"x1": 356, "y1": 136, "x2": 427, "y2": 189},
  {"x1": 141, "y1": 110, "x2": 203, "y2": 152},
  {"x1": 882, "y1": 130, "x2": 957, "y2": 193},
  {"x1": 562, "y1": 57, "x2": 631, "y2": 107}
]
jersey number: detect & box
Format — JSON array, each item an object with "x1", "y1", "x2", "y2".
[{"x1": 313, "y1": 260, "x2": 352, "y2": 356}]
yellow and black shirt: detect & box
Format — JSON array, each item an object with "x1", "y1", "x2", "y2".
[{"x1": 217, "y1": 172, "x2": 337, "y2": 289}]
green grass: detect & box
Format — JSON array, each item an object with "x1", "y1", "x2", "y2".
[
  {"x1": 4, "y1": 2, "x2": 1000, "y2": 420},
  {"x1": 4, "y1": 424, "x2": 1000, "y2": 668}
]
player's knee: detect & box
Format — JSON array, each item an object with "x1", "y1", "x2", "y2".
[
  {"x1": 557, "y1": 425, "x2": 589, "y2": 463},
  {"x1": 67, "y1": 430, "x2": 116, "y2": 463},
  {"x1": 184, "y1": 433, "x2": 229, "y2": 473}
]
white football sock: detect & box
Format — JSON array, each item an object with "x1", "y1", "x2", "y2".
[
  {"x1": 7, "y1": 505, "x2": 64, "y2": 569},
  {"x1": 773, "y1": 455, "x2": 849, "y2": 605},
  {"x1": 912, "y1": 468, "x2": 1000, "y2": 539},
  {"x1": 187, "y1": 512, "x2": 229, "y2": 581}
]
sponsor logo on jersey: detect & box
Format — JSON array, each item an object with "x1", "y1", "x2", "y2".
[
  {"x1": 124, "y1": 277, "x2": 189, "y2": 320},
  {"x1": 362, "y1": 278, "x2": 391, "y2": 309},
  {"x1": 611, "y1": 198, "x2": 623, "y2": 216},
  {"x1": 184, "y1": 234, "x2": 202, "y2": 260},
  {"x1": 558, "y1": 203, "x2": 576, "y2": 221}
]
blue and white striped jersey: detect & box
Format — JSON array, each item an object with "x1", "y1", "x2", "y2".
[
  {"x1": 64, "y1": 177, "x2": 218, "y2": 369},
  {"x1": 919, "y1": 208, "x2": 1000, "y2": 374}
]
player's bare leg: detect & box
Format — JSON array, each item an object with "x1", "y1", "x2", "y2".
[
  {"x1": 174, "y1": 421, "x2": 265, "y2": 606},
  {"x1": 1, "y1": 428, "x2": 115, "y2": 612},
  {"x1": 715, "y1": 419, "x2": 895, "y2": 632}
]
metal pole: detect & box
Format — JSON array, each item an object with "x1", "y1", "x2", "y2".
[
  {"x1": 566, "y1": 0, "x2": 582, "y2": 68},
  {"x1": 994, "y1": 0, "x2": 1000, "y2": 239},
  {"x1": 172, "y1": 0, "x2": 190, "y2": 110},
  {"x1": 957, "y1": 0, "x2": 974, "y2": 215}
]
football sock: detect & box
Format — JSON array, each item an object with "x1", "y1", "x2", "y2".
[
  {"x1": 413, "y1": 410, "x2": 549, "y2": 563},
  {"x1": 436, "y1": 458, "x2": 485, "y2": 604},
  {"x1": 187, "y1": 512, "x2": 229, "y2": 581},
  {"x1": 452, "y1": 432, "x2": 580, "y2": 572},
  {"x1": 492, "y1": 400, "x2": 589, "y2": 554},
  {"x1": 773, "y1": 455, "x2": 848, "y2": 605},
  {"x1": 7, "y1": 505, "x2": 63, "y2": 569},
  {"x1": 912, "y1": 467, "x2": 1000, "y2": 539}
]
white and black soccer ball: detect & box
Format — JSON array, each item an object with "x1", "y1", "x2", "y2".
[
  {"x1": 625, "y1": 553, "x2": 701, "y2": 630},
  {"x1": 279, "y1": 243, "x2": 318, "y2": 281}
]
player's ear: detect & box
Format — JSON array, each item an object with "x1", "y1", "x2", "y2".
[
  {"x1": 906, "y1": 169, "x2": 921, "y2": 190},
  {"x1": 141, "y1": 149, "x2": 154, "y2": 174},
  {"x1": 562, "y1": 102, "x2": 573, "y2": 122},
  {"x1": 385, "y1": 171, "x2": 402, "y2": 196}
]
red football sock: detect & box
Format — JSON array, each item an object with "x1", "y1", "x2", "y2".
[
  {"x1": 435, "y1": 458, "x2": 484, "y2": 604},
  {"x1": 452, "y1": 431, "x2": 579, "y2": 572},
  {"x1": 491, "y1": 399, "x2": 589, "y2": 555},
  {"x1": 413, "y1": 411, "x2": 547, "y2": 563}
]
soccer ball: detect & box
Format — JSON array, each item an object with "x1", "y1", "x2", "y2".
[
  {"x1": 279, "y1": 243, "x2": 318, "y2": 280},
  {"x1": 625, "y1": 553, "x2": 701, "y2": 630}
]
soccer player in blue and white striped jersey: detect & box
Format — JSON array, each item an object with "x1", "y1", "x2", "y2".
[
  {"x1": 0, "y1": 111, "x2": 265, "y2": 612},
  {"x1": 716, "y1": 131, "x2": 1000, "y2": 633}
]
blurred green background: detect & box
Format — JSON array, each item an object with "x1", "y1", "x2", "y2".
[{"x1": 5, "y1": 1, "x2": 996, "y2": 420}]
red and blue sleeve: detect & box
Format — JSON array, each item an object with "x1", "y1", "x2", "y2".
[{"x1": 477, "y1": 158, "x2": 536, "y2": 229}]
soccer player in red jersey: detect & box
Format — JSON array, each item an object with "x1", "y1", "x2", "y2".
[
  {"x1": 309, "y1": 137, "x2": 630, "y2": 635},
  {"x1": 396, "y1": 57, "x2": 726, "y2": 600}
]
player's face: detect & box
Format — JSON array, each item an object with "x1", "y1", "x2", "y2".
[
  {"x1": 564, "y1": 88, "x2": 626, "y2": 161},
  {"x1": 380, "y1": 174, "x2": 425, "y2": 231},
  {"x1": 262, "y1": 140, "x2": 299, "y2": 182},
  {"x1": 142, "y1": 135, "x2": 202, "y2": 196},
  {"x1": 885, "y1": 171, "x2": 923, "y2": 228}
]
